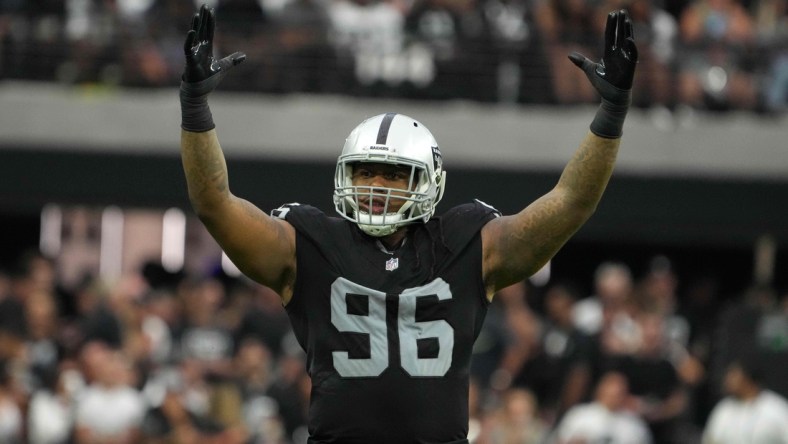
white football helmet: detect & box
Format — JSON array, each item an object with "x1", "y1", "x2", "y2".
[{"x1": 333, "y1": 113, "x2": 447, "y2": 237}]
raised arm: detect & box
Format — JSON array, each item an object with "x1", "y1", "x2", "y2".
[
  {"x1": 482, "y1": 10, "x2": 638, "y2": 297},
  {"x1": 180, "y1": 5, "x2": 296, "y2": 302}
]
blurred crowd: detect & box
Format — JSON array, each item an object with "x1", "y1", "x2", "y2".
[
  {"x1": 1, "y1": 247, "x2": 788, "y2": 443},
  {"x1": 0, "y1": 0, "x2": 787, "y2": 113}
]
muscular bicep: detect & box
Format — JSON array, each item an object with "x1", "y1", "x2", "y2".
[
  {"x1": 483, "y1": 134, "x2": 619, "y2": 298},
  {"x1": 482, "y1": 186, "x2": 590, "y2": 296},
  {"x1": 181, "y1": 129, "x2": 296, "y2": 302},
  {"x1": 197, "y1": 195, "x2": 296, "y2": 302}
]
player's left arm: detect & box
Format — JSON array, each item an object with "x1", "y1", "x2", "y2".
[{"x1": 482, "y1": 10, "x2": 638, "y2": 298}]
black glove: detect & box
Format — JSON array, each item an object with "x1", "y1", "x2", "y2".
[
  {"x1": 180, "y1": 4, "x2": 246, "y2": 132},
  {"x1": 568, "y1": 10, "x2": 638, "y2": 138}
]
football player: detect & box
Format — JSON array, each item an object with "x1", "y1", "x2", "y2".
[{"x1": 179, "y1": 5, "x2": 637, "y2": 443}]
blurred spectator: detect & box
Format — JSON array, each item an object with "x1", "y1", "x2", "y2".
[
  {"x1": 551, "y1": 371, "x2": 653, "y2": 444},
  {"x1": 2, "y1": 0, "x2": 66, "y2": 81},
  {"x1": 269, "y1": 0, "x2": 337, "y2": 94},
  {"x1": 533, "y1": 0, "x2": 602, "y2": 104},
  {"x1": 765, "y1": 57, "x2": 788, "y2": 113},
  {"x1": 573, "y1": 261, "x2": 634, "y2": 336},
  {"x1": 578, "y1": 263, "x2": 641, "y2": 382},
  {"x1": 608, "y1": 311, "x2": 699, "y2": 444},
  {"x1": 682, "y1": 275, "x2": 722, "y2": 367},
  {"x1": 175, "y1": 358, "x2": 216, "y2": 425},
  {"x1": 1, "y1": 256, "x2": 33, "y2": 363},
  {"x1": 702, "y1": 357, "x2": 788, "y2": 444},
  {"x1": 164, "y1": 282, "x2": 249, "y2": 437},
  {"x1": 481, "y1": 0, "x2": 549, "y2": 103},
  {"x1": 481, "y1": 387, "x2": 549, "y2": 444},
  {"x1": 405, "y1": 0, "x2": 498, "y2": 101},
  {"x1": 74, "y1": 276, "x2": 124, "y2": 347},
  {"x1": 77, "y1": 340, "x2": 108, "y2": 385},
  {"x1": 24, "y1": 288, "x2": 63, "y2": 390},
  {"x1": 62, "y1": 0, "x2": 124, "y2": 84},
  {"x1": 234, "y1": 337, "x2": 274, "y2": 398},
  {"x1": 266, "y1": 345, "x2": 309, "y2": 443},
  {"x1": 328, "y1": 0, "x2": 409, "y2": 92},
  {"x1": 73, "y1": 346, "x2": 146, "y2": 443},
  {"x1": 637, "y1": 255, "x2": 691, "y2": 349},
  {"x1": 711, "y1": 283, "x2": 788, "y2": 404},
  {"x1": 234, "y1": 338, "x2": 288, "y2": 443},
  {"x1": 681, "y1": 275, "x2": 724, "y2": 425},
  {"x1": 488, "y1": 281, "x2": 543, "y2": 393},
  {"x1": 26, "y1": 366, "x2": 76, "y2": 444},
  {"x1": 0, "y1": 0, "x2": 782, "y2": 111},
  {"x1": 753, "y1": 0, "x2": 788, "y2": 113},
  {"x1": 140, "y1": 364, "x2": 248, "y2": 444},
  {"x1": 471, "y1": 285, "x2": 518, "y2": 390},
  {"x1": 2, "y1": 252, "x2": 62, "y2": 421},
  {"x1": 242, "y1": 394, "x2": 287, "y2": 444},
  {"x1": 55, "y1": 207, "x2": 102, "y2": 294},
  {"x1": 174, "y1": 277, "x2": 235, "y2": 380},
  {"x1": 710, "y1": 284, "x2": 775, "y2": 382},
  {"x1": 12, "y1": 250, "x2": 57, "y2": 298},
  {"x1": 212, "y1": 0, "x2": 272, "y2": 92},
  {"x1": 664, "y1": 0, "x2": 693, "y2": 19},
  {"x1": 216, "y1": 0, "x2": 269, "y2": 39},
  {"x1": 106, "y1": 272, "x2": 157, "y2": 372},
  {"x1": 3, "y1": 251, "x2": 59, "y2": 338},
  {"x1": 139, "y1": 288, "x2": 177, "y2": 367},
  {"x1": 632, "y1": 258, "x2": 706, "y2": 404},
  {"x1": 511, "y1": 283, "x2": 595, "y2": 423},
  {"x1": 677, "y1": 0, "x2": 759, "y2": 110},
  {"x1": 233, "y1": 282, "x2": 292, "y2": 359},
  {"x1": 0, "y1": 269, "x2": 9, "y2": 301},
  {"x1": 119, "y1": 0, "x2": 196, "y2": 87},
  {"x1": 0, "y1": 360, "x2": 23, "y2": 444}
]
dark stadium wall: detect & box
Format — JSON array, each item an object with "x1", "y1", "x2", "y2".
[
  {"x1": 1, "y1": 146, "x2": 785, "y2": 294},
  {"x1": 2, "y1": 146, "x2": 786, "y2": 246}
]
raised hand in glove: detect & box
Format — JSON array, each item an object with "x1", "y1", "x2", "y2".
[
  {"x1": 180, "y1": 4, "x2": 246, "y2": 132},
  {"x1": 568, "y1": 10, "x2": 638, "y2": 138}
]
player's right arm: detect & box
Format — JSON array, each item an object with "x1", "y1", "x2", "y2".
[{"x1": 179, "y1": 5, "x2": 296, "y2": 302}]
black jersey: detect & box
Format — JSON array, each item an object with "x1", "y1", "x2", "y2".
[{"x1": 272, "y1": 200, "x2": 500, "y2": 444}]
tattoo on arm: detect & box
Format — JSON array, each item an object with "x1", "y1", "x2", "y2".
[
  {"x1": 182, "y1": 130, "x2": 229, "y2": 202},
  {"x1": 556, "y1": 134, "x2": 619, "y2": 208},
  {"x1": 489, "y1": 134, "x2": 620, "y2": 287}
]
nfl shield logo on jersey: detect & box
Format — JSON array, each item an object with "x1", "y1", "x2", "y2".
[{"x1": 385, "y1": 257, "x2": 399, "y2": 271}]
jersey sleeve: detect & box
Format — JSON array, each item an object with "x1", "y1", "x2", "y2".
[
  {"x1": 433, "y1": 199, "x2": 500, "y2": 253},
  {"x1": 271, "y1": 203, "x2": 350, "y2": 262},
  {"x1": 272, "y1": 203, "x2": 327, "y2": 243},
  {"x1": 271, "y1": 202, "x2": 333, "y2": 228}
]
